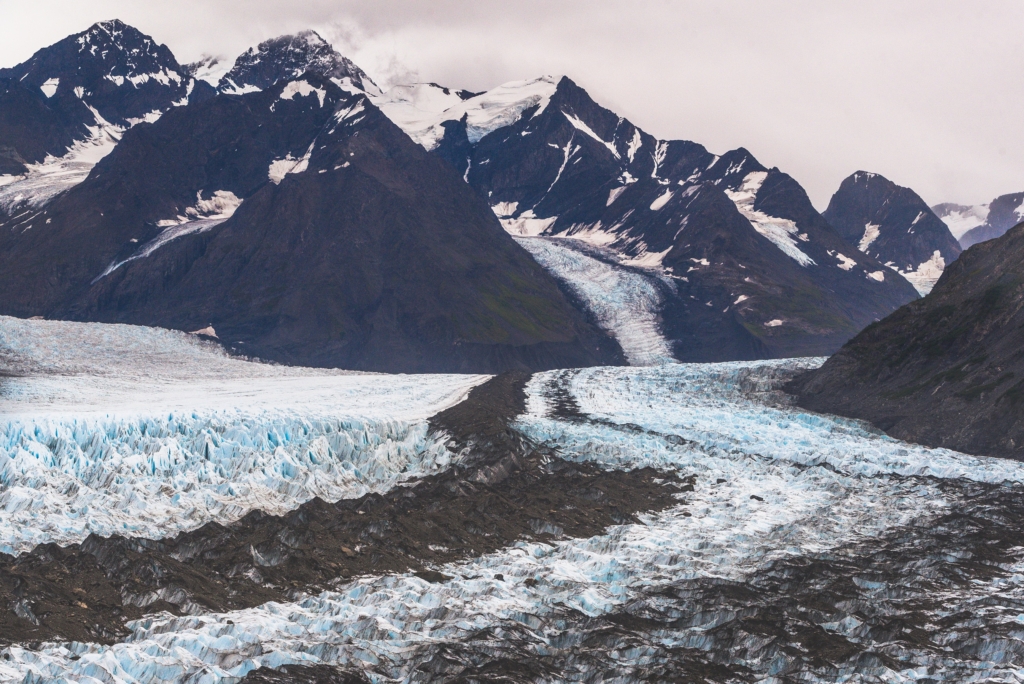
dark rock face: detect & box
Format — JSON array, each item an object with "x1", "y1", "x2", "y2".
[
  {"x1": 0, "y1": 74, "x2": 621, "y2": 373},
  {"x1": 788, "y1": 222, "x2": 1024, "y2": 459},
  {"x1": 217, "y1": 31, "x2": 379, "y2": 95},
  {"x1": 0, "y1": 77, "x2": 85, "y2": 174},
  {"x1": 412, "y1": 76, "x2": 919, "y2": 359},
  {"x1": 937, "y1": 192, "x2": 1024, "y2": 249},
  {"x1": 823, "y1": 171, "x2": 961, "y2": 293},
  {"x1": 0, "y1": 20, "x2": 212, "y2": 172}
]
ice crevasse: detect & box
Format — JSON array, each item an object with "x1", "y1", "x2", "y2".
[{"x1": 4, "y1": 361, "x2": 1024, "y2": 682}]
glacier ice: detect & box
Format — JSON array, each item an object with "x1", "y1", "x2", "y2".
[
  {"x1": 0, "y1": 316, "x2": 487, "y2": 551},
  {"x1": 5, "y1": 359, "x2": 1023, "y2": 682},
  {"x1": 514, "y1": 237, "x2": 676, "y2": 366}
]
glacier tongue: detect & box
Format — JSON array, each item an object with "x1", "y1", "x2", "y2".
[
  {"x1": 7, "y1": 360, "x2": 1024, "y2": 682},
  {"x1": 514, "y1": 237, "x2": 676, "y2": 366}
]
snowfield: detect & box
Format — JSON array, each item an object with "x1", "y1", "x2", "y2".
[
  {"x1": 0, "y1": 317, "x2": 486, "y2": 551},
  {"x1": 2, "y1": 329, "x2": 1022, "y2": 682}
]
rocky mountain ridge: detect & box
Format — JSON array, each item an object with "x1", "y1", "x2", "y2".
[
  {"x1": 933, "y1": 191, "x2": 1024, "y2": 249},
  {"x1": 375, "y1": 75, "x2": 921, "y2": 359}
]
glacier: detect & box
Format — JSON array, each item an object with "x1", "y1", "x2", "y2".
[
  {"x1": 514, "y1": 237, "x2": 676, "y2": 366},
  {"x1": 0, "y1": 317, "x2": 486, "y2": 552},
  {"x1": 4, "y1": 359, "x2": 1022, "y2": 682}
]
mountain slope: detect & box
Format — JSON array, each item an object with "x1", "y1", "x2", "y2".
[
  {"x1": 823, "y1": 171, "x2": 961, "y2": 294},
  {"x1": 217, "y1": 31, "x2": 380, "y2": 96},
  {"x1": 0, "y1": 20, "x2": 214, "y2": 213},
  {"x1": 376, "y1": 75, "x2": 920, "y2": 360},
  {"x1": 788, "y1": 222, "x2": 1024, "y2": 459},
  {"x1": 934, "y1": 192, "x2": 1024, "y2": 249},
  {"x1": 0, "y1": 74, "x2": 620, "y2": 373}
]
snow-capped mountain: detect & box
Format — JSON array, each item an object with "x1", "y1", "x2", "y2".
[
  {"x1": 822, "y1": 171, "x2": 961, "y2": 294},
  {"x1": 216, "y1": 30, "x2": 380, "y2": 96},
  {"x1": 0, "y1": 73, "x2": 619, "y2": 373},
  {"x1": 0, "y1": 20, "x2": 214, "y2": 214},
  {"x1": 376, "y1": 75, "x2": 920, "y2": 360},
  {"x1": 933, "y1": 191, "x2": 1024, "y2": 249}
]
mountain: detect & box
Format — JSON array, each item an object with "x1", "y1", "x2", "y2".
[
  {"x1": 374, "y1": 75, "x2": 920, "y2": 361},
  {"x1": 0, "y1": 20, "x2": 214, "y2": 213},
  {"x1": 933, "y1": 192, "x2": 1024, "y2": 249},
  {"x1": 822, "y1": 171, "x2": 961, "y2": 294},
  {"x1": 0, "y1": 73, "x2": 620, "y2": 373},
  {"x1": 216, "y1": 31, "x2": 380, "y2": 96},
  {"x1": 788, "y1": 221, "x2": 1024, "y2": 459}
]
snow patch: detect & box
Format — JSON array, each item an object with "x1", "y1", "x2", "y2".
[
  {"x1": 866, "y1": 270, "x2": 885, "y2": 282},
  {"x1": 725, "y1": 172, "x2": 816, "y2": 267},
  {"x1": 897, "y1": 250, "x2": 945, "y2": 295},
  {"x1": 268, "y1": 143, "x2": 315, "y2": 184},
  {"x1": 626, "y1": 129, "x2": 642, "y2": 162},
  {"x1": 499, "y1": 210, "x2": 558, "y2": 237},
  {"x1": 606, "y1": 186, "x2": 628, "y2": 206},
  {"x1": 279, "y1": 79, "x2": 327, "y2": 107},
  {"x1": 764, "y1": 319, "x2": 784, "y2": 327},
  {"x1": 859, "y1": 222, "x2": 880, "y2": 252},
  {"x1": 649, "y1": 189, "x2": 673, "y2": 211},
  {"x1": 491, "y1": 201, "x2": 519, "y2": 218},
  {"x1": 834, "y1": 253, "x2": 856, "y2": 270},
  {"x1": 39, "y1": 78, "x2": 59, "y2": 98},
  {"x1": 562, "y1": 110, "x2": 619, "y2": 158}
]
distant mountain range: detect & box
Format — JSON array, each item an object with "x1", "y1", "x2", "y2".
[
  {"x1": 4, "y1": 19, "x2": 1001, "y2": 372},
  {"x1": 933, "y1": 192, "x2": 1024, "y2": 249},
  {"x1": 374, "y1": 77, "x2": 919, "y2": 360}
]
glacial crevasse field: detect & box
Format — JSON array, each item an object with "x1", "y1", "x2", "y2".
[{"x1": 0, "y1": 316, "x2": 1022, "y2": 682}]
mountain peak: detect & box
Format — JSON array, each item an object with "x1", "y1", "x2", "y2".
[
  {"x1": 217, "y1": 30, "x2": 379, "y2": 96},
  {"x1": 824, "y1": 170, "x2": 960, "y2": 294}
]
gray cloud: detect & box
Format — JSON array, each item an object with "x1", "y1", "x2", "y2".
[{"x1": 1, "y1": 0, "x2": 1022, "y2": 208}]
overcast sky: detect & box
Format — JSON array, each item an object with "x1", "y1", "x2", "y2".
[{"x1": 1, "y1": 0, "x2": 1021, "y2": 209}]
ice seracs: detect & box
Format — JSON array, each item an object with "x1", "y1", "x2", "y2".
[{"x1": 0, "y1": 316, "x2": 486, "y2": 551}]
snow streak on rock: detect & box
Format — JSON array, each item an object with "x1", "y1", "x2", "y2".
[
  {"x1": 7, "y1": 360, "x2": 1023, "y2": 682},
  {"x1": 0, "y1": 114, "x2": 122, "y2": 216},
  {"x1": 725, "y1": 171, "x2": 816, "y2": 267},
  {"x1": 514, "y1": 237, "x2": 675, "y2": 366}
]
